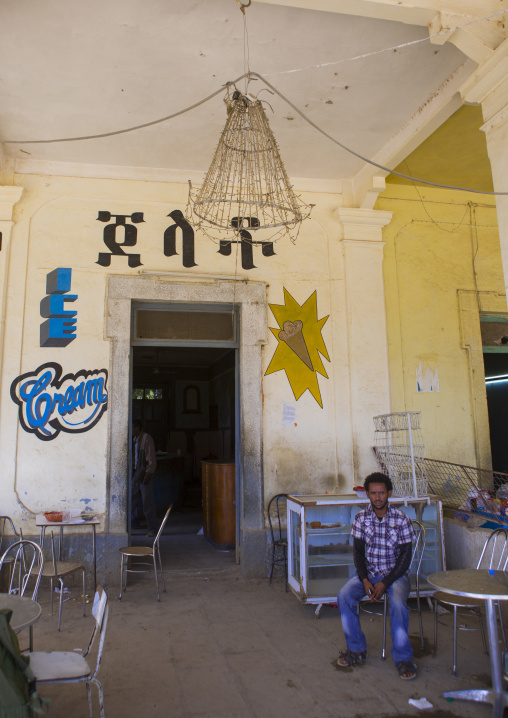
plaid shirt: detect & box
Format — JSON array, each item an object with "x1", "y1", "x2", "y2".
[{"x1": 351, "y1": 503, "x2": 415, "y2": 580}]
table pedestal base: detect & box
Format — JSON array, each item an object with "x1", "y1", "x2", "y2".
[{"x1": 443, "y1": 689, "x2": 508, "y2": 718}]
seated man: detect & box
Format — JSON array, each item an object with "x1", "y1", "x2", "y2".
[{"x1": 336, "y1": 472, "x2": 417, "y2": 680}]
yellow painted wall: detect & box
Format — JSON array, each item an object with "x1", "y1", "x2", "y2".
[{"x1": 376, "y1": 182, "x2": 506, "y2": 466}]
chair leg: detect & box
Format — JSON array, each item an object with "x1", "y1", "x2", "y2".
[
  {"x1": 50, "y1": 578, "x2": 54, "y2": 613},
  {"x1": 382, "y1": 595, "x2": 387, "y2": 661},
  {"x1": 269, "y1": 543, "x2": 275, "y2": 583},
  {"x1": 157, "y1": 546, "x2": 166, "y2": 594},
  {"x1": 498, "y1": 601, "x2": 507, "y2": 651},
  {"x1": 82, "y1": 569, "x2": 86, "y2": 617},
  {"x1": 86, "y1": 681, "x2": 93, "y2": 718},
  {"x1": 452, "y1": 605, "x2": 458, "y2": 677},
  {"x1": 478, "y1": 607, "x2": 488, "y2": 654},
  {"x1": 91, "y1": 677, "x2": 105, "y2": 718},
  {"x1": 118, "y1": 554, "x2": 125, "y2": 600},
  {"x1": 57, "y1": 578, "x2": 64, "y2": 631},
  {"x1": 416, "y1": 591, "x2": 424, "y2": 651},
  {"x1": 433, "y1": 598, "x2": 438, "y2": 658},
  {"x1": 153, "y1": 553, "x2": 161, "y2": 601}
]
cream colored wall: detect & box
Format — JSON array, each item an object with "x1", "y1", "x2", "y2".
[
  {"x1": 376, "y1": 182, "x2": 506, "y2": 466},
  {"x1": 2, "y1": 166, "x2": 504, "y2": 539},
  {"x1": 0, "y1": 170, "x2": 360, "y2": 535}
]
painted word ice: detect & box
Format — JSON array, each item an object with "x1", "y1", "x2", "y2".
[
  {"x1": 40, "y1": 268, "x2": 77, "y2": 347},
  {"x1": 10, "y1": 363, "x2": 108, "y2": 441}
]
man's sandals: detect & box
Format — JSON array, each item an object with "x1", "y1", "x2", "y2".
[
  {"x1": 336, "y1": 649, "x2": 367, "y2": 668},
  {"x1": 337, "y1": 652, "x2": 416, "y2": 680},
  {"x1": 397, "y1": 661, "x2": 417, "y2": 681}
]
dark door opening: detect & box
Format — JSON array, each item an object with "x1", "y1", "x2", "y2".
[
  {"x1": 131, "y1": 345, "x2": 236, "y2": 546},
  {"x1": 483, "y1": 352, "x2": 508, "y2": 475}
]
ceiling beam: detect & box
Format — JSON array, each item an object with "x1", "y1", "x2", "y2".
[
  {"x1": 252, "y1": 1, "x2": 502, "y2": 27},
  {"x1": 347, "y1": 59, "x2": 476, "y2": 207}
]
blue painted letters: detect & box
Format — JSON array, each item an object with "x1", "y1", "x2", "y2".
[
  {"x1": 40, "y1": 268, "x2": 77, "y2": 347},
  {"x1": 10, "y1": 363, "x2": 108, "y2": 441}
]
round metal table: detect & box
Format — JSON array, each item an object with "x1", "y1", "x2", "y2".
[
  {"x1": 428, "y1": 569, "x2": 508, "y2": 718},
  {"x1": 0, "y1": 593, "x2": 42, "y2": 632}
]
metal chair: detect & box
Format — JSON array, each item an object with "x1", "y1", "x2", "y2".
[
  {"x1": 381, "y1": 519, "x2": 427, "y2": 659},
  {"x1": 360, "y1": 519, "x2": 426, "y2": 659},
  {"x1": 118, "y1": 504, "x2": 173, "y2": 601},
  {"x1": 37, "y1": 530, "x2": 86, "y2": 631},
  {"x1": 0, "y1": 539, "x2": 45, "y2": 651},
  {"x1": 0, "y1": 516, "x2": 19, "y2": 584},
  {"x1": 267, "y1": 494, "x2": 288, "y2": 591},
  {"x1": 0, "y1": 539, "x2": 44, "y2": 599},
  {"x1": 0, "y1": 516, "x2": 19, "y2": 552},
  {"x1": 27, "y1": 586, "x2": 109, "y2": 718},
  {"x1": 433, "y1": 526, "x2": 508, "y2": 676}
]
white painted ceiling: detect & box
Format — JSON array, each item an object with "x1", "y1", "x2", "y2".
[{"x1": 0, "y1": 0, "x2": 488, "y2": 186}]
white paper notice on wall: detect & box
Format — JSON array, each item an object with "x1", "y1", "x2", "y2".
[
  {"x1": 282, "y1": 402, "x2": 297, "y2": 427},
  {"x1": 416, "y1": 361, "x2": 439, "y2": 392}
]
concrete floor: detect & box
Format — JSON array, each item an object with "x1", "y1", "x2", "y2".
[{"x1": 25, "y1": 531, "x2": 505, "y2": 718}]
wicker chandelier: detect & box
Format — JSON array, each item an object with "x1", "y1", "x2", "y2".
[{"x1": 187, "y1": 86, "x2": 312, "y2": 244}]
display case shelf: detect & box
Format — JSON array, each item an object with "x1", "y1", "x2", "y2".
[{"x1": 287, "y1": 494, "x2": 445, "y2": 606}]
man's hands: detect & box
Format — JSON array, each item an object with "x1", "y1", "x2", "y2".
[
  {"x1": 363, "y1": 578, "x2": 386, "y2": 602},
  {"x1": 143, "y1": 474, "x2": 153, "y2": 485}
]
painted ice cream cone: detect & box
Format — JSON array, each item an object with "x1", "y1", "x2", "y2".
[{"x1": 278, "y1": 320, "x2": 314, "y2": 371}]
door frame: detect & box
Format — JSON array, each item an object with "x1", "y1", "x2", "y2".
[
  {"x1": 105, "y1": 274, "x2": 268, "y2": 576},
  {"x1": 129, "y1": 306, "x2": 239, "y2": 547}
]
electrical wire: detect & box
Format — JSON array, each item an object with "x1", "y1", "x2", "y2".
[
  {"x1": 403, "y1": 160, "x2": 471, "y2": 232},
  {"x1": 3, "y1": 68, "x2": 507, "y2": 195},
  {"x1": 1, "y1": 10, "x2": 508, "y2": 195},
  {"x1": 2, "y1": 8, "x2": 505, "y2": 146},
  {"x1": 263, "y1": 8, "x2": 508, "y2": 77}
]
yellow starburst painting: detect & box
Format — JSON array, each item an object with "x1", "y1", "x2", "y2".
[{"x1": 265, "y1": 288, "x2": 330, "y2": 407}]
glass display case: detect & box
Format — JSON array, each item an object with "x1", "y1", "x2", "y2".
[{"x1": 287, "y1": 494, "x2": 445, "y2": 611}]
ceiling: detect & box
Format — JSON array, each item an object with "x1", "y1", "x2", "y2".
[{"x1": 0, "y1": 0, "x2": 503, "y2": 199}]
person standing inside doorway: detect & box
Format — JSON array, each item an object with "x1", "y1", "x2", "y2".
[
  {"x1": 131, "y1": 419, "x2": 158, "y2": 537},
  {"x1": 336, "y1": 472, "x2": 417, "y2": 680}
]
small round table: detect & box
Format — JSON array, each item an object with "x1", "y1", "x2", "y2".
[
  {"x1": 0, "y1": 593, "x2": 42, "y2": 632},
  {"x1": 428, "y1": 569, "x2": 508, "y2": 718}
]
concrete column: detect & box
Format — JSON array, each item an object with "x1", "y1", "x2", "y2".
[
  {"x1": 337, "y1": 207, "x2": 393, "y2": 483},
  {"x1": 0, "y1": 186, "x2": 24, "y2": 373},
  {"x1": 460, "y1": 38, "x2": 508, "y2": 296}
]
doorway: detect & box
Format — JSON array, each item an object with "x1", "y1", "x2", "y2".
[
  {"x1": 483, "y1": 352, "x2": 508, "y2": 475},
  {"x1": 131, "y1": 344, "x2": 237, "y2": 545},
  {"x1": 105, "y1": 275, "x2": 266, "y2": 577}
]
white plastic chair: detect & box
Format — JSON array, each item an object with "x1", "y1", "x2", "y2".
[
  {"x1": 118, "y1": 504, "x2": 173, "y2": 601},
  {"x1": 27, "y1": 586, "x2": 109, "y2": 718}
]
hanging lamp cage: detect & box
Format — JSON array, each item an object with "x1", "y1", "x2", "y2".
[{"x1": 188, "y1": 87, "x2": 312, "y2": 243}]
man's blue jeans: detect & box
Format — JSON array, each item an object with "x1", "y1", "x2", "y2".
[{"x1": 337, "y1": 572, "x2": 413, "y2": 665}]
